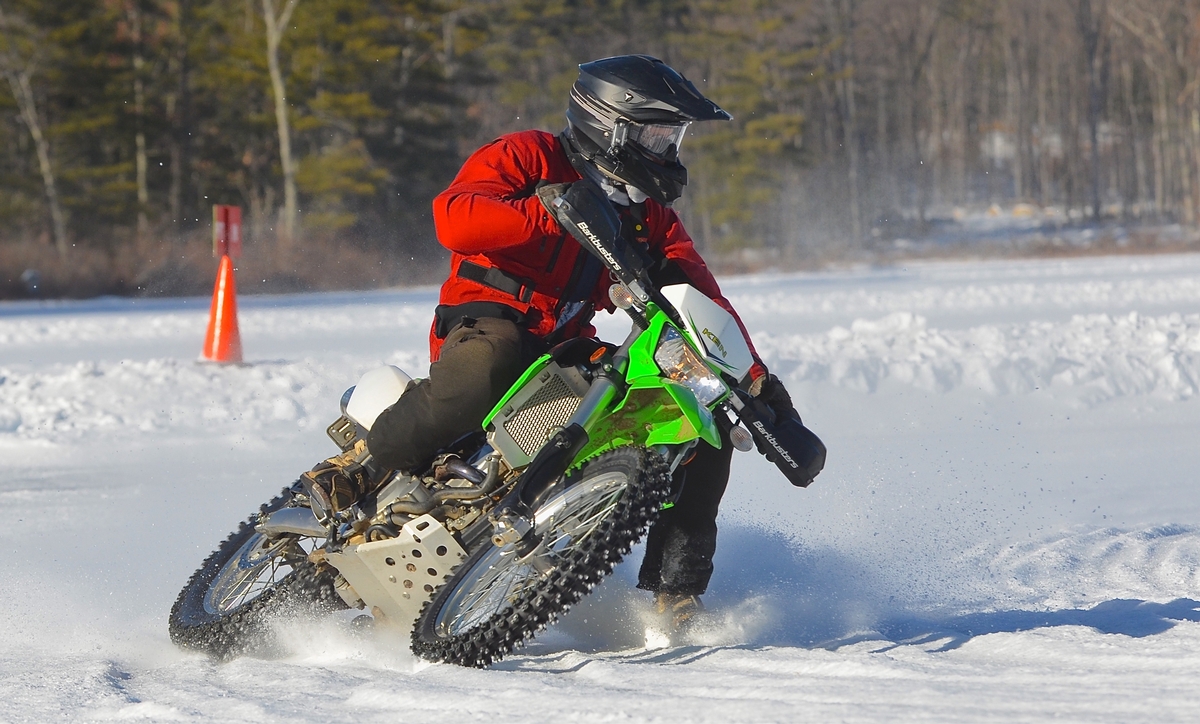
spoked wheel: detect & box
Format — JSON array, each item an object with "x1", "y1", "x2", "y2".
[
  {"x1": 202, "y1": 531, "x2": 307, "y2": 615},
  {"x1": 412, "y1": 446, "x2": 671, "y2": 667},
  {"x1": 169, "y1": 483, "x2": 344, "y2": 659}
]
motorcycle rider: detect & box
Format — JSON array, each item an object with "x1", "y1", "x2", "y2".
[{"x1": 309, "y1": 55, "x2": 801, "y2": 632}]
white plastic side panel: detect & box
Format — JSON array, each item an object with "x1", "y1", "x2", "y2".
[
  {"x1": 660, "y1": 284, "x2": 755, "y2": 380},
  {"x1": 325, "y1": 514, "x2": 467, "y2": 628},
  {"x1": 345, "y1": 365, "x2": 412, "y2": 431}
]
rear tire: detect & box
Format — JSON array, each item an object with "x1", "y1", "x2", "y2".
[
  {"x1": 169, "y1": 483, "x2": 344, "y2": 659},
  {"x1": 411, "y1": 446, "x2": 671, "y2": 667}
]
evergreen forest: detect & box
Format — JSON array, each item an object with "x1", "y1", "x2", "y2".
[{"x1": 2, "y1": 0, "x2": 1200, "y2": 298}]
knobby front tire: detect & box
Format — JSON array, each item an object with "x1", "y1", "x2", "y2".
[{"x1": 411, "y1": 446, "x2": 671, "y2": 667}]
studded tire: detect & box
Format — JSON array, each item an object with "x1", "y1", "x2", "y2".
[
  {"x1": 168, "y1": 482, "x2": 345, "y2": 659},
  {"x1": 411, "y1": 446, "x2": 671, "y2": 667}
]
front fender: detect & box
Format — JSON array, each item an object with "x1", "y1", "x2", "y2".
[
  {"x1": 576, "y1": 377, "x2": 722, "y2": 464},
  {"x1": 629, "y1": 378, "x2": 722, "y2": 449}
]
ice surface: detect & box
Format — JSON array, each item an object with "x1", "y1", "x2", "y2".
[{"x1": 2, "y1": 255, "x2": 1199, "y2": 722}]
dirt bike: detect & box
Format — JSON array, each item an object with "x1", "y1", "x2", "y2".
[{"x1": 169, "y1": 190, "x2": 826, "y2": 667}]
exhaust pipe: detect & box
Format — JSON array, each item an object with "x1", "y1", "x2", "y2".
[{"x1": 256, "y1": 506, "x2": 327, "y2": 538}]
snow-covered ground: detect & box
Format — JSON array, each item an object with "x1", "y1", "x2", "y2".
[{"x1": 2, "y1": 254, "x2": 1199, "y2": 722}]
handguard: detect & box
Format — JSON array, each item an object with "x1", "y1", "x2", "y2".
[
  {"x1": 537, "y1": 180, "x2": 650, "y2": 303},
  {"x1": 735, "y1": 391, "x2": 826, "y2": 487}
]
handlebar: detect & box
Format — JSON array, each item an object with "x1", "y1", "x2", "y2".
[{"x1": 544, "y1": 184, "x2": 827, "y2": 490}]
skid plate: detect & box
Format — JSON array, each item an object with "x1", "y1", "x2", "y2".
[{"x1": 326, "y1": 514, "x2": 467, "y2": 628}]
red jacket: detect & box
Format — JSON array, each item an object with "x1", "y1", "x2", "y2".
[{"x1": 431, "y1": 130, "x2": 764, "y2": 379}]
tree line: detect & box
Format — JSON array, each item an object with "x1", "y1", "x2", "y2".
[{"x1": 1, "y1": 0, "x2": 1198, "y2": 297}]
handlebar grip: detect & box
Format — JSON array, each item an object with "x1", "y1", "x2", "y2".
[{"x1": 735, "y1": 392, "x2": 826, "y2": 487}]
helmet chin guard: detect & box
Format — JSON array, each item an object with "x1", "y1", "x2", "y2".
[{"x1": 564, "y1": 55, "x2": 730, "y2": 206}]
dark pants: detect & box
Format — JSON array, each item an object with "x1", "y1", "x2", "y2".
[
  {"x1": 636, "y1": 432, "x2": 733, "y2": 596},
  {"x1": 367, "y1": 317, "x2": 543, "y2": 473},
  {"x1": 368, "y1": 317, "x2": 731, "y2": 596}
]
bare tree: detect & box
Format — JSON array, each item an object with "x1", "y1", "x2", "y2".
[
  {"x1": 0, "y1": 4, "x2": 67, "y2": 258},
  {"x1": 1077, "y1": 0, "x2": 1110, "y2": 220},
  {"x1": 262, "y1": 0, "x2": 299, "y2": 244},
  {"x1": 125, "y1": 0, "x2": 150, "y2": 238},
  {"x1": 166, "y1": 0, "x2": 193, "y2": 229},
  {"x1": 883, "y1": 0, "x2": 942, "y2": 223},
  {"x1": 827, "y1": 0, "x2": 863, "y2": 238},
  {"x1": 1110, "y1": 0, "x2": 1200, "y2": 224}
]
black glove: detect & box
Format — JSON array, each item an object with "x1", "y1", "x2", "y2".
[
  {"x1": 749, "y1": 373, "x2": 800, "y2": 425},
  {"x1": 537, "y1": 179, "x2": 623, "y2": 250},
  {"x1": 741, "y1": 373, "x2": 826, "y2": 488}
]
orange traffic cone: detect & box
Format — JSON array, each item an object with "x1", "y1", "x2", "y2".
[{"x1": 201, "y1": 254, "x2": 243, "y2": 364}]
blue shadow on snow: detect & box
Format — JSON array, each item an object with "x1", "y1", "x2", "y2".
[
  {"x1": 831, "y1": 597, "x2": 1200, "y2": 653},
  {"x1": 535, "y1": 524, "x2": 1200, "y2": 659}
]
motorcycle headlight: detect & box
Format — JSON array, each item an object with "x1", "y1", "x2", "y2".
[{"x1": 653, "y1": 326, "x2": 727, "y2": 407}]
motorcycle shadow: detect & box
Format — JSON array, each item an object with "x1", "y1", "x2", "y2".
[
  {"x1": 499, "y1": 525, "x2": 1200, "y2": 665},
  {"x1": 510, "y1": 524, "x2": 881, "y2": 659},
  {"x1": 823, "y1": 597, "x2": 1200, "y2": 653}
]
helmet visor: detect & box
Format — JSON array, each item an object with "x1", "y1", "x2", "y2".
[{"x1": 627, "y1": 122, "x2": 689, "y2": 160}]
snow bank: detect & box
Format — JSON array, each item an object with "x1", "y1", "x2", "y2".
[
  {"x1": 0, "y1": 297, "x2": 430, "y2": 347},
  {"x1": 0, "y1": 358, "x2": 335, "y2": 441},
  {"x1": 6, "y1": 310, "x2": 1198, "y2": 443},
  {"x1": 975, "y1": 524, "x2": 1200, "y2": 610},
  {"x1": 0, "y1": 352, "x2": 426, "y2": 442},
  {"x1": 728, "y1": 275, "x2": 1200, "y2": 319},
  {"x1": 761, "y1": 311, "x2": 1200, "y2": 401}
]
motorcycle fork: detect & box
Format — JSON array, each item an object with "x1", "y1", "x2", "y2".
[{"x1": 489, "y1": 334, "x2": 637, "y2": 550}]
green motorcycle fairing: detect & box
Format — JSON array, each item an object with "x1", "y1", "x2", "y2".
[
  {"x1": 573, "y1": 376, "x2": 721, "y2": 464},
  {"x1": 480, "y1": 312, "x2": 723, "y2": 471},
  {"x1": 611, "y1": 311, "x2": 723, "y2": 450}
]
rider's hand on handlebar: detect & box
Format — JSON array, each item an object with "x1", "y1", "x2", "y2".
[
  {"x1": 744, "y1": 373, "x2": 825, "y2": 488},
  {"x1": 749, "y1": 373, "x2": 800, "y2": 425}
]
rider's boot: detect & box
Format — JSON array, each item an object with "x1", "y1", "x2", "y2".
[
  {"x1": 653, "y1": 592, "x2": 705, "y2": 636},
  {"x1": 301, "y1": 452, "x2": 373, "y2": 519}
]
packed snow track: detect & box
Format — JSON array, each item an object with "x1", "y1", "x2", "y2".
[{"x1": 2, "y1": 254, "x2": 1199, "y2": 722}]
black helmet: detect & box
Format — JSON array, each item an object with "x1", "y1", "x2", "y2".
[{"x1": 565, "y1": 55, "x2": 731, "y2": 205}]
